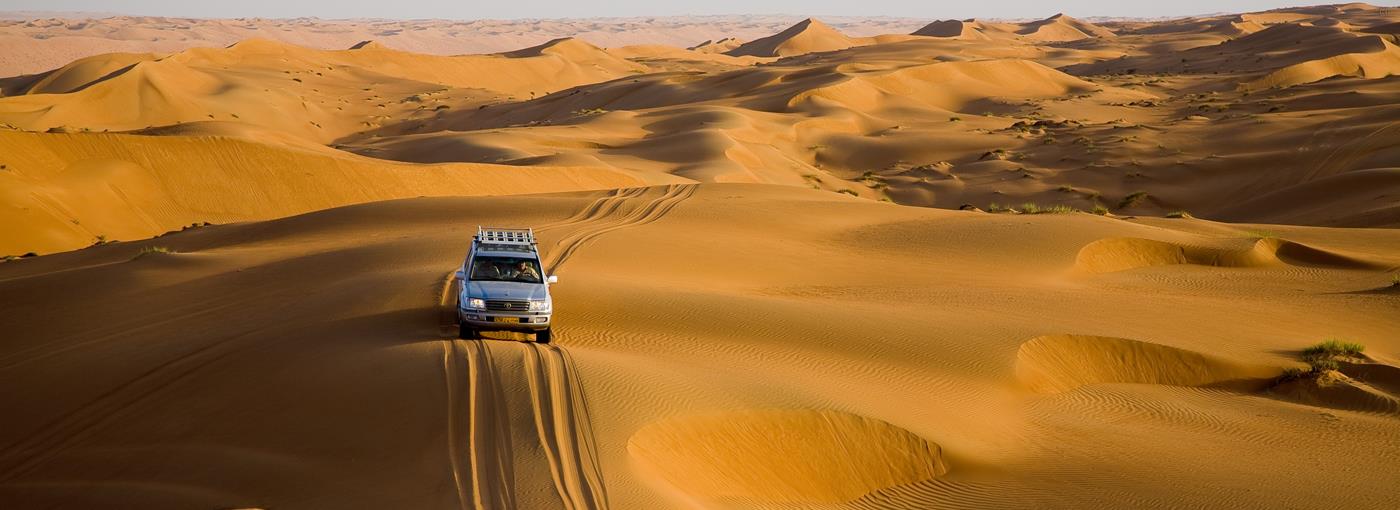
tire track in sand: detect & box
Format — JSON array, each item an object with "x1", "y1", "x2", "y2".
[
  {"x1": 534, "y1": 187, "x2": 649, "y2": 233},
  {"x1": 0, "y1": 326, "x2": 269, "y2": 483},
  {"x1": 543, "y1": 184, "x2": 697, "y2": 273},
  {"x1": 523, "y1": 343, "x2": 609, "y2": 510},
  {"x1": 436, "y1": 184, "x2": 693, "y2": 509},
  {"x1": 442, "y1": 338, "x2": 519, "y2": 510}
]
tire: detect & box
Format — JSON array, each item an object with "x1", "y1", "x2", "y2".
[
  {"x1": 536, "y1": 328, "x2": 552, "y2": 344},
  {"x1": 458, "y1": 323, "x2": 476, "y2": 340}
]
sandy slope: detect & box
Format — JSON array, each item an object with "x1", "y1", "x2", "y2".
[
  {"x1": 0, "y1": 130, "x2": 651, "y2": 254},
  {"x1": 0, "y1": 15, "x2": 932, "y2": 77},
  {"x1": 2, "y1": 184, "x2": 1398, "y2": 509},
  {"x1": 4, "y1": 6, "x2": 1400, "y2": 259},
  {"x1": 2, "y1": 4, "x2": 1400, "y2": 509}
]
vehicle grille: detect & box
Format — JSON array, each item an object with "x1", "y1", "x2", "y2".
[{"x1": 485, "y1": 300, "x2": 530, "y2": 312}]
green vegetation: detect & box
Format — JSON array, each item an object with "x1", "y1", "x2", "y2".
[
  {"x1": 1302, "y1": 339, "x2": 1365, "y2": 360},
  {"x1": 1165, "y1": 211, "x2": 1192, "y2": 219},
  {"x1": 1278, "y1": 339, "x2": 1367, "y2": 383},
  {"x1": 987, "y1": 203, "x2": 1013, "y2": 213},
  {"x1": 1117, "y1": 191, "x2": 1149, "y2": 209},
  {"x1": 1090, "y1": 203, "x2": 1110, "y2": 215},
  {"x1": 133, "y1": 246, "x2": 175, "y2": 259},
  {"x1": 1018, "y1": 203, "x2": 1077, "y2": 214}
]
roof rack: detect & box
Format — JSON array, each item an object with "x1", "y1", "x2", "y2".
[{"x1": 476, "y1": 226, "x2": 536, "y2": 245}]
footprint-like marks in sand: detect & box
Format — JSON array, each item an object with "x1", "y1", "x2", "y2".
[
  {"x1": 1073, "y1": 237, "x2": 1384, "y2": 274},
  {"x1": 627, "y1": 409, "x2": 947, "y2": 506}
]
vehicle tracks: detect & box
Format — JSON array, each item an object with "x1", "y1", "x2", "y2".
[
  {"x1": 437, "y1": 184, "x2": 694, "y2": 509},
  {"x1": 543, "y1": 184, "x2": 697, "y2": 273},
  {"x1": 0, "y1": 325, "x2": 269, "y2": 483},
  {"x1": 443, "y1": 338, "x2": 519, "y2": 510},
  {"x1": 522, "y1": 343, "x2": 609, "y2": 510}
]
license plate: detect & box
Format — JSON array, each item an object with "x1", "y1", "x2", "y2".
[{"x1": 494, "y1": 317, "x2": 520, "y2": 324}]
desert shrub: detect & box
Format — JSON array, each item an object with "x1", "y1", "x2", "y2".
[
  {"x1": 836, "y1": 189, "x2": 858, "y2": 196},
  {"x1": 1165, "y1": 211, "x2": 1192, "y2": 218},
  {"x1": 949, "y1": 116, "x2": 962, "y2": 122},
  {"x1": 979, "y1": 148, "x2": 1008, "y2": 160},
  {"x1": 987, "y1": 203, "x2": 1013, "y2": 213},
  {"x1": 1117, "y1": 191, "x2": 1149, "y2": 209},
  {"x1": 1302, "y1": 339, "x2": 1365, "y2": 359},
  {"x1": 1020, "y1": 203, "x2": 1041, "y2": 214},
  {"x1": 1057, "y1": 185, "x2": 1075, "y2": 193},
  {"x1": 1090, "y1": 203, "x2": 1110, "y2": 215}
]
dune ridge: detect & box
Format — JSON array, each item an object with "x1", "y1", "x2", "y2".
[
  {"x1": 628, "y1": 409, "x2": 947, "y2": 504},
  {"x1": 726, "y1": 18, "x2": 859, "y2": 57},
  {"x1": 2, "y1": 182, "x2": 1399, "y2": 508}
]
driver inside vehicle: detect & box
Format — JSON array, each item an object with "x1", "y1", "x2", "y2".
[{"x1": 517, "y1": 261, "x2": 541, "y2": 281}]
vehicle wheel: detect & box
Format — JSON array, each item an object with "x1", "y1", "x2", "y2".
[
  {"x1": 536, "y1": 328, "x2": 552, "y2": 344},
  {"x1": 458, "y1": 323, "x2": 476, "y2": 340}
]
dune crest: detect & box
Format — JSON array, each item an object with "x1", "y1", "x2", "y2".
[
  {"x1": 1242, "y1": 37, "x2": 1400, "y2": 90},
  {"x1": 726, "y1": 18, "x2": 857, "y2": 57},
  {"x1": 1073, "y1": 237, "x2": 1382, "y2": 274},
  {"x1": 1271, "y1": 368, "x2": 1400, "y2": 414},
  {"x1": 1016, "y1": 335, "x2": 1279, "y2": 393},
  {"x1": 1016, "y1": 13, "x2": 1116, "y2": 41},
  {"x1": 627, "y1": 409, "x2": 947, "y2": 504},
  {"x1": 911, "y1": 19, "x2": 991, "y2": 40}
]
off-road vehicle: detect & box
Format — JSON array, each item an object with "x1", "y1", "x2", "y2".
[{"x1": 455, "y1": 227, "x2": 556, "y2": 342}]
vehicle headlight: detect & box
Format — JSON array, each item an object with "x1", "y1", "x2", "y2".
[
  {"x1": 529, "y1": 299, "x2": 550, "y2": 311},
  {"x1": 467, "y1": 298, "x2": 486, "y2": 309}
]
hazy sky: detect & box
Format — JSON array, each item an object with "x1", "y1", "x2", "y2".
[{"x1": 5, "y1": 1, "x2": 1387, "y2": 20}]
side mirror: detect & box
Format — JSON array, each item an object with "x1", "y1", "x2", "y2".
[
  {"x1": 454, "y1": 270, "x2": 465, "y2": 281},
  {"x1": 547, "y1": 275, "x2": 559, "y2": 284}
]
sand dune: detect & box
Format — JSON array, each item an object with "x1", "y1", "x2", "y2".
[
  {"x1": 1073, "y1": 236, "x2": 1385, "y2": 274},
  {"x1": 911, "y1": 20, "x2": 992, "y2": 41},
  {"x1": 0, "y1": 130, "x2": 645, "y2": 254},
  {"x1": 1015, "y1": 14, "x2": 1117, "y2": 42},
  {"x1": 3, "y1": 184, "x2": 1398, "y2": 509},
  {"x1": 1016, "y1": 334, "x2": 1278, "y2": 393},
  {"x1": 629, "y1": 409, "x2": 947, "y2": 505},
  {"x1": 0, "y1": 15, "x2": 932, "y2": 77},
  {"x1": 1243, "y1": 38, "x2": 1400, "y2": 89},
  {"x1": 726, "y1": 18, "x2": 859, "y2": 58},
  {"x1": 2, "y1": 4, "x2": 1400, "y2": 509}
]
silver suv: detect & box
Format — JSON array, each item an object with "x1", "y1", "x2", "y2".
[{"x1": 455, "y1": 227, "x2": 556, "y2": 342}]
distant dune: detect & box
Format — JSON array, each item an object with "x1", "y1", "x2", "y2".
[{"x1": 2, "y1": 5, "x2": 1400, "y2": 510}]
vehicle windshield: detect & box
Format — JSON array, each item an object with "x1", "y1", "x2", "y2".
[{"x1": 469, "y1": 256, "x2": 544, "y2": 284}]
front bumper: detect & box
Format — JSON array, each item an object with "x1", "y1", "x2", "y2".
[{"x1": 459, "y1": 309, "x2": 551, "y2": 331}]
